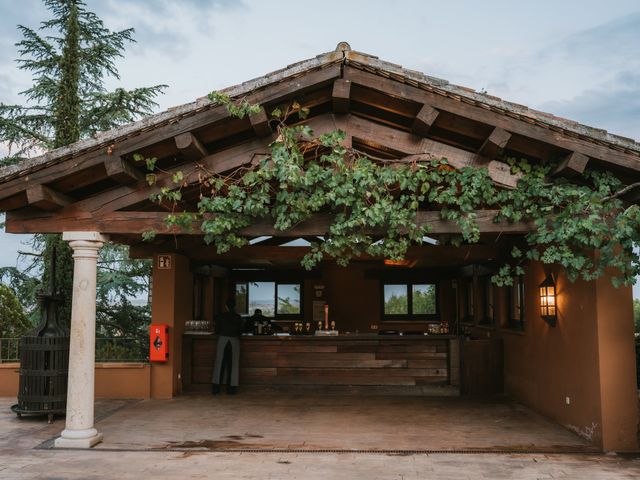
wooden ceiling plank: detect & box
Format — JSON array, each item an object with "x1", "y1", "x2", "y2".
[
  {"x1": 478, "y1": 127, "x2": 511, "y2": 159},
  {"x1": 332, "y1": 79, "x2": 351, "y2": 113},
  {"x1": 104, "y1": 157, "x2": 144, "y2": 184},
  {"x1": 412, "y1": 104, "x2": 439, "y2": 137},
  {"x1": 174, "y1": 132, "x2": 208, "y2": 161},
  {"x1": 249, "y1": 107, "x2": 272, "y2": 137},
  {"x1": 5, "y1": 209, "x2": 533, "y2": 235},
  {"x1": 552, "y1": 151, "x2": 589, "y2": 178},
  {"x1": 342, "y1": 66, "x2": 640, "y2": 173},
  {"x1": 26, "y1": 184, "x2": 72, "y2": 211}
]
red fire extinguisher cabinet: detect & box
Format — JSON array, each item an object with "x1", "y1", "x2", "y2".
[{"x1": 149, "y1": 324, "x2": 169, "y2": 362}]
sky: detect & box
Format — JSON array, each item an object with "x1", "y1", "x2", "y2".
[{"x1": 0, "y1": 0, "x2": 639, "y2": 289}]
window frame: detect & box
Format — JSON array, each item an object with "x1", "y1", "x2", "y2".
[
  {"x1": 507, "y1": 275, "x2": 525, "y2": 330},
  {"x1": 235, "y1": 280, "x2": 303, "y2": 319},
  {"x1": 479, "y1": 276, "x2": 496, "y2": 326},
  {"x1": 381, "y1": 282, "x2": 439, "y2": 322}
]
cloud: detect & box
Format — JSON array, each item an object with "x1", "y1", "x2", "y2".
[
  {"x1": 95, "y1": 0, "x2": 247, "y2": 59},
  {"x1": 538, "y1": 71, "x2": 640, "y2": 141}
]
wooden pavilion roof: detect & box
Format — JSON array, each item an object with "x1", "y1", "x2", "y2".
[{"x1": 1, "y1": 41, "x2": 639, "y2": 259}]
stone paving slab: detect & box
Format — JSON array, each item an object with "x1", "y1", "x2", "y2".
[
  {"x1": 91, "y1": 394, "x2": 592, "y2": 452},
  {"x1": 1, "y1": 396, "x2": 639, "y2": 479}
]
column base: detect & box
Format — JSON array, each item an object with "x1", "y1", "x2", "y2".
[{"x1": 54, "y1": 431, "x2": 103, "y2": 449}]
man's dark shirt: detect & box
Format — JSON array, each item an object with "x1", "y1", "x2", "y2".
[{"x1": 215, "y1": 310, "x2": 243, "y2": 337}]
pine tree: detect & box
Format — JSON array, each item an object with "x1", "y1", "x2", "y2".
[
  {"x1": 0, "y1": 0, "x2": 166, "y2": 162},
  {"x1": 0, "y1": 0, "x2": 165, "y2": 327}
]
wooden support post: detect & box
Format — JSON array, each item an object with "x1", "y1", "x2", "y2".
[
  {"x1": 412, "y1": 104, "x2": 439, "y2": 137},
  {"x1": 332, "y1": 79, "x2": 351, "y2": 113},
  {"x1": 104, "y1": 158, "x2": 144, "y2": 184},
  {"x1": 552, "y1": 151, "x2": 589, "y2": 177},
  {"x1": 26, "y1": 184, "x2": 71, "y2": 211},
  {"x1": 174, "y1": 132, "x2": 208, "y2": 161},
  {"x1": 478, "y1": 127, "x2": 511, "y2": 159},
  {"x1": 249, "y1": 107, "x2": 272, "y2": 137}
]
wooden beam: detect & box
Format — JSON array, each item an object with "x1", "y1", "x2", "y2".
[
  {"x1": 174, "y1": 132, "x2": 208, "y2": 161},
  {"x1": 412, "y1": 104, "x2": 439, "y2": 137},
  {"x1": 304, "y1": 114, "x2": 521, "y2": 188},
  {"x1": 332, "y1": 79, "x2": 351, "y2": 113},
  {"x1": 76, "y1": 135, "x2": 275, "y2": 216},
  {"x1": 478, "y1": 127, "x2": 511, "y2": 159},
  {"x1": 0, "y1": 65, "x2": 342, "y2": 203},
  {"x1": 104, "y1": 157, "x2": 144, "y2": 184},
  {"x1": 249, "y1": 107, "x2": 272, "y2": 137},
  {"x1": 5, "y1": 209, "x2": 533, "y2": 236},
  {"x1": 130, "y1": 243, "x2": 499, "y2": 263},
  {"x1": 342, "y1": 66, "x2": 640, "y2": 173},
  {"x1": 552, "y1": 151, "x2": 589, "y2": 178},
  {"x1": 25, "y1": 185, "x2": 71, "y2": 211}
]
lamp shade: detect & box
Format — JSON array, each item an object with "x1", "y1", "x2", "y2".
[{"x1": 539, "y1": 274, "x2": 557, "y2": 326}]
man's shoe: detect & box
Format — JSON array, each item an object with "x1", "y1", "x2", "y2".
[
  {"x1": 212, "y1": 384, "x2": 221, "y2": 395},
  {"x1": 227, "y1": 386, "x2": 238, "y2": 395}
]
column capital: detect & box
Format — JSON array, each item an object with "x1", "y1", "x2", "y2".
[{"x1": 62, "y1": 231, "x2": 109, "y2": 243}]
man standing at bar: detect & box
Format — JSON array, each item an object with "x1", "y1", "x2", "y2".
[{"x1": 212, "y1": 298, "x2": 243, "y2": 395}]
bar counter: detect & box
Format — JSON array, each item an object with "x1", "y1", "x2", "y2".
[{"x1": 182, "y1": 333, "x2": 460, "y2": 391}]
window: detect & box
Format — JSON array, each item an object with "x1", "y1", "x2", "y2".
[
  {"x1": 235, "y1": 281, "x2": 302, "y2": 318},
  {"x1": 479, "y1": 277, "x2": 496, "y2": 326},
  {"x1": 507, "y1": 276, "x2": 525, "y2": 330},
  {"x1": 383, "y1": 283, "x2": 437, "y2": 320}
]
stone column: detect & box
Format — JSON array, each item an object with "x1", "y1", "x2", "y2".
[{"x1": 54, "y1": 232, "x2": 107, "y2": 449}]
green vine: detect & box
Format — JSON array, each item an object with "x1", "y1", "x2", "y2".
[{"x1": 137, "y1": 94, "x2": 640, "y2": 287}]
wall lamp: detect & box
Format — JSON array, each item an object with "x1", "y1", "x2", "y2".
[{"x1": 539, "y1": 274, "x2": 557, "y2": 327}]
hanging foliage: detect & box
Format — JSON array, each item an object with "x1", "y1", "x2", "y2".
[{"x1": 140, "y1": 94, "x2": 640, "y2": 287}]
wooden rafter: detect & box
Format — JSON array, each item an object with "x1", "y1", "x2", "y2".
[
  {"x1": 0, "y1": 64, "x2": 341, "y2": 206},
  {"x1": 249, "y1": 107, "x2": 272, "y2": 137},
  {"x1": 552, "y1": 151, "x2": 589, "y2": 178},
  {"x1": 104, "y1": 157, "x2": 144, "y2": 184},
  {"x1": 25, "y1": 184, "x2": 71, "y2": 211},
  {"x1": 342, "y1": 66, "x2": 640, "y2": 172},
  {"x1": 478, "y1": 127, "x2": 511, "y2": 159},
  {"x1": 174, "y1": 132, "x2": 208, "y2": 161},
  {"x1": 412, "y1": 104, "x2": 439, "y2": 137}
]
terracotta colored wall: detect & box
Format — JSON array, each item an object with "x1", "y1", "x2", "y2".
[
  {"x1": 500, "y1": 261, "x2": 638, "y2": 451},
  {"x1": 95, "y1": 363, "x2": 151, "y2": 399},
  {"x1": 150, "y1": 253, "x2": 193, "y2": 399},
  {"x1": 0, "y1": 363, "x2": 152, "y2": 399},
  {"x1": 0, "y1": 363, "x2": 19, "y2": 396}
]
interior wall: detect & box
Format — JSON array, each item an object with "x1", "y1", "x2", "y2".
[{"x1": 310, "y1": 263, "x2": 451, "y2": 333}]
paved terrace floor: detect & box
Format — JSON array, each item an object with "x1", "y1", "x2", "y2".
[{"x1": 1, "y1": 395, "x2": 639, "y2": 479}]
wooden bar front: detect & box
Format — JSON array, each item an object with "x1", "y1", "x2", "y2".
[{"x1": 182, "y1": 334, "x2": 460, "y2": 392}]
